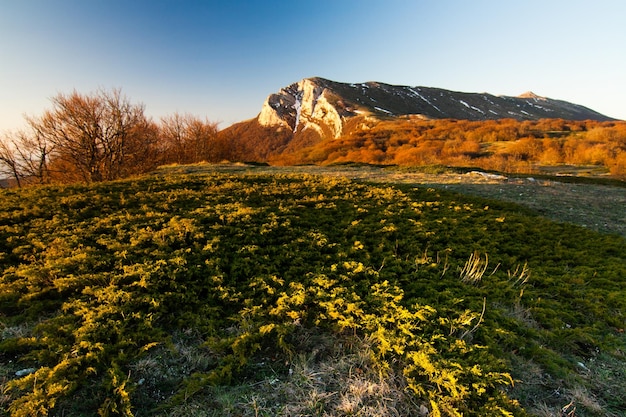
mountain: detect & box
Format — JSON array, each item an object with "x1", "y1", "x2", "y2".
[{"x1": 220, "y1": 77, "x2": 616, "y2": 160}]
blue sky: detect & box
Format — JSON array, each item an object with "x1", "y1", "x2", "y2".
[{"x1": 1, "y1": 0, "x2": 625, "y2": 132}]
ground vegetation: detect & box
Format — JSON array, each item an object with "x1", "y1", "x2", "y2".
[{"x1": 1, "y1": 166, "x2": 624, "y2": 416}]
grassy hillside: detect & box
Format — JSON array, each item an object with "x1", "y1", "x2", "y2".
[{"x1": 1, "y1": 167, "x2": 625, "y2": 416}]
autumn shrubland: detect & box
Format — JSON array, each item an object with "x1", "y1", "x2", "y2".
[
  {"x1": 1, "y1": 166, "x2": 625, "y2": 416},
  {"x1": 268, "y1": 118, "x2": 626, "y2": 177}
]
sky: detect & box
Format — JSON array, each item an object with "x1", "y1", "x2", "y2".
[{"x1": 1, "y1": 0, "x2": 625, "y2": 133}]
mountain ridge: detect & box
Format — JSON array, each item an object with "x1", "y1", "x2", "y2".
[
  {"x1": 220, "y1": 77, "x2": 617, "y2": 160},
  {"x1": 261, "y1": 77, "x2": 614, "y2": 124}
]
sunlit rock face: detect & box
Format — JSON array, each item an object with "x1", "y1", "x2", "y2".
[
  {"x1": 258, "y1": 97, "x2": 292, "y2": 128},
  {"x1": 259, "y1": 78, "x2": 343, "y2": 138}
]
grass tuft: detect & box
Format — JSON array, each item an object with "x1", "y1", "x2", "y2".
[{"x1": 459, "y1": 250, "x2": 489, "y2": 285}]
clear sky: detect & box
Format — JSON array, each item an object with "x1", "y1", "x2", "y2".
[{"x1": 1, "y1": 0, "x2": 625, "y2": 133}]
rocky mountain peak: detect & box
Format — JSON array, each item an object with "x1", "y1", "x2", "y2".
[
  {"x1": 258, "y1": 78, "x2": 343, "y2": 138},
  {"x1": 518, "y1": 91, "x2": 547, "y2": 101}
]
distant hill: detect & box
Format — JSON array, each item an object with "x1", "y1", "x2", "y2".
[{"x1": 218, "y1": 77, "x2": 616, "y2": 160}]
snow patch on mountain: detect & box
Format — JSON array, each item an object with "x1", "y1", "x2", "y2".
[
  {"x1": 374, "y1": 106, "x2": 393, "y2": 115},
  {"x1": 408, "y1": 87, "x2": 442, "y2": 113}
]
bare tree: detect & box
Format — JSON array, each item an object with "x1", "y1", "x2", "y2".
[
  {"x1": 159, "y1": 113, "x2": 220, "y2": 165},
  {"x1": 159, "y1": 113, "x2": 187, "y2": 164},
  {"x1": 0, "y1": 128, "x2": 52, "y2": 187},
  {"x1": 28, "y1": 88, "x2": 157, "y2": 183},
  {"x1": 0, "y1": 136, "x2": 22, "y2": 187}
]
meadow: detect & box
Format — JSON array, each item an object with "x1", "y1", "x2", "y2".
[{"x1": 1, "y1": 165, "x2": 625, "y2": 416}]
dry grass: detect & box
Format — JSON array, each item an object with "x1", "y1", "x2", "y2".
[
  {"x1": 508, "y1": 262, "x2": 531, "y2": 287},
  {"x1": 1, "y1": 321, "x2": 33, "y2": 341},
  {"x1": 566, "y1": 387, "x2": 603, "y2": 414},
  {"x1": 438, "y1": 177, "x2": 626, "y2": 239},
  {"x1": 459, "y1": 250, "x2": 489, "y2": 285},
  {"x1": 508, "y1": 347, "x2": 626, "y2": 417},
  {"x1": 1, "y1": 321, "x2": 35, "y2": 406},
  {"x1": 164, "y1": 331, "x2": 427, "y2": 417}
]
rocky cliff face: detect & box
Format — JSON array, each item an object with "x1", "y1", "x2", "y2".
[{"x1": 259, "y1": 78, "x2": 344, "y2": 138}]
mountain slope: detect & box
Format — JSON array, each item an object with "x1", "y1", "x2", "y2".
[
  {"x1": 261, "y1": 77, "x2": 613, "y2": 127},
  {"x1": 220, "y1": 77, "x2": 616, "y2": 160}
]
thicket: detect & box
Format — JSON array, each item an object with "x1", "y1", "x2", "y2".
[
  {"x1": 1, "y1": 171, "x2": 624, "y2": 416},
  {"x1": 270, "y1": 118, "x2": 626, "y2": 176}
]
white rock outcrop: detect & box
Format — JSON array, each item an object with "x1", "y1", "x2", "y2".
[
  {"x1": 258, "y1": 98, "x2": 291, "y2": 128},
  {"x1": 258, "y1": 78, "x2": 343, "y2": 138}
]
